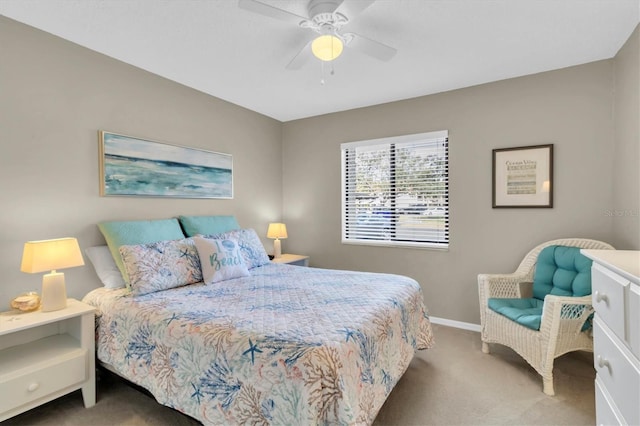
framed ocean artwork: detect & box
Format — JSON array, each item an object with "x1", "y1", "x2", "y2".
[{"x1": 99, "y1": 131, "x2": 233, "y2": 199}]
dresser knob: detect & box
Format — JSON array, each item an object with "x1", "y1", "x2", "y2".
[
  {"x1": 596, "y1": 355, "x2": 611, "y2": 370},
  {"x1": 27, "y1": 382, "x2": 40, "y2": 392},
  {"x1": 595, "y1": 291, "x2": 609, "y2": 304}
]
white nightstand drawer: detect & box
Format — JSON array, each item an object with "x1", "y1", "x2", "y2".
[
  {"x1": 0, "y1": 300, "x2": 95, "y2": 421},
  {"x1": 593, "y1": 318, "x2": 640, "y2": 426},
  {"x1": 0, "y1": 335, "x2": 87, "y2": 414},
  {"x1": 592, "y1": 263, "x2": 627, "y2": 340}
]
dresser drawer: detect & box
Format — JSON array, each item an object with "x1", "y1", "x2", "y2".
[
  {"x1": 595, "y1": 377, "x2": 624, "y2": 426},
  {"x1": 0, "y1": 348, "x2": 86, "y2": 414},
  {"x1": 592, "y1": 264, "x2": 627, "y2": 340},
  {"x1": 629, "y1": 284, "x2": 640, "y2": 358},
  {"x1": 593, "y1": 318, "x2": 640, "y2": 426}
]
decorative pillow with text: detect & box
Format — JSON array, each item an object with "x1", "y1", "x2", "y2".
[
  {"x1": 193, "y1": 236, "x2": 250, "y2": 284},
  {"x1": 204, "y1": 228, "x2": 270, "y2": 269}
]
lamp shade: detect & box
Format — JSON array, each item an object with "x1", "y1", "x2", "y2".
[
  {"x1": 312, "y1": 34, "x2": 343, "y2": 61},
  {"x1": 267, "y1": 223, "x2": 288, "y2": 239},
  {"x1": 21, "y1": 238, "x2": 85, "y2": 273}
]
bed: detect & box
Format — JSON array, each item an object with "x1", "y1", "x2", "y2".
[{"x1": 82, "y1": 217, "x2": 434, "y2": 425}]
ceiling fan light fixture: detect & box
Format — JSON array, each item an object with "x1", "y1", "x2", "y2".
[{"x1": 311, "y1": 34, "x2": 343, "y2": 61}]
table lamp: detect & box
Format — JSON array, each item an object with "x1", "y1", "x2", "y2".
[
  {"x1": 20, "y1": 237, "x2": 84, "y2": 312},
  {"x1": 267, "y1": 223, "x2": 287, "y2": 258}
]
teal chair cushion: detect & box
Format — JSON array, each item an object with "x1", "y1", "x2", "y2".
[
  {"x1": 532, "y1": 246, "x2": 593, "y2": 300},
  {"x1": 488, "y1": 298, "x2": 544, "y2": 330},
  {"x1": 488, "y1": 245, "x2": 594, "y2": 331}
]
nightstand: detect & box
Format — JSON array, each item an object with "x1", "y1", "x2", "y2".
[
  {"x1": 272, "y1": 254, "x2": 310, "y2": 267},
  {"x1": 0, "y1": 298, "x2": 96, "y2": 421}
]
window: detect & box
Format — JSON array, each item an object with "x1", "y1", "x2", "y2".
[{"x1": 341, "y1": 130, "x2": 449, "y2": 249}]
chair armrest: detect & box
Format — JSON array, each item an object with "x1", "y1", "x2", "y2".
[
  {"x1": 540, "y1": 294, "x2": 594, "y2": 331},
  {"x1": 544, "y1": 294, "x2": 592, "y2": 309},
  {"x1": 478, "y1": 274, "x2": 529, "y2": 300},
  {"x1": 478, "y1": 274, "x2": 530, "y2": 328}
]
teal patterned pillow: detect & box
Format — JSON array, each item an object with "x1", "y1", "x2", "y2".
[
  {"x1": 98, "y1": 218, "x2": 186, "y2": 283},
  {"x1": 193, "y1": 236, "x2": 250, "y2": 284},
  {"x1": 178, "y1": 215, "x2": 240, "y2": 237},
  {"x1": 119, "y1": 238, "x2": 202, "y2": 296},
  {"x1": 204, "y1": 228, "x2": 270, "y2": 269}
]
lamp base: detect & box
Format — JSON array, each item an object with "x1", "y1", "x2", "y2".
[
  {"x1": 41, "y1": 271, "x2": 67, "y2": 312},
  {"x1": 273, "y1": 238, "x2": 282, "y2": 258}
]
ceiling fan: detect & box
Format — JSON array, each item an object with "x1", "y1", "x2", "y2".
[{"x1": 238, "y1": 0, "x2": 397, "y2": 70}]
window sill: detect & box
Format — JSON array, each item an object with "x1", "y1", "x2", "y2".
[{"x1": 341, "y1": 239, "x2": 449, "y2": 251}]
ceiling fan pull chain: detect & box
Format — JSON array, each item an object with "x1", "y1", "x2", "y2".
[{"x1": 320, "y1": 60, "x2": 337, "y2": 86}]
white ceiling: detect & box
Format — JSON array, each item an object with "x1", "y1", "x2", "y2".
[{"x1": 1, "y1": 0, "x2": 638, "y2": 122}]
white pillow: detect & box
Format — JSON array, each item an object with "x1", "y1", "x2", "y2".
[
  {"x1": 85, "y1": 245, "x2": 126, "y2": 289},
  {"x1": 193, "y1": 236, "x2": 250, "y2": 284}
]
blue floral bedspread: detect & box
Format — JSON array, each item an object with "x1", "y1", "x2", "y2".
[{"x1": 83, "y1": 263, "x2": 434, "y2": 425}]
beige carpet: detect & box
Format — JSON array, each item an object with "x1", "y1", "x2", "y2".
[{"x1": 4, "y1": 324, "x2": 595, "y2": 425}]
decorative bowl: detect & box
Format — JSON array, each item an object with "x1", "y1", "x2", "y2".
[{"x1": 10, "y1": 292, "x2": 41, "y2": 312}]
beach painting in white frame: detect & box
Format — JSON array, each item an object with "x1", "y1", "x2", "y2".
[{"x1": 99, "y1": 131, "x2": 233, "y2": 199}]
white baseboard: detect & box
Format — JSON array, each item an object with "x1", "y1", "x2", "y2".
[{"x1": 430, "y1": 316, "x2": 481, "y2": 332}]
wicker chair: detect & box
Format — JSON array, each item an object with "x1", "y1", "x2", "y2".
[{"x1": 478, "y1": 238, "x2": 614, "y2": 395}]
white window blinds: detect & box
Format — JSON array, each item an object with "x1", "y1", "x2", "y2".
[{"x1": 341, "y1": 130, "x2": 449, "y2": 249}]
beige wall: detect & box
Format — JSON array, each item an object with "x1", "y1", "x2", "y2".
[
  {"x1": 612, "y1": 25, "x2": 640, "y2": 249},
  {"x1": 282, "y1": 61, "x2": 621, "y2": 325},
  {"x1": 1, "y1": 16, "x2": 637, "y2": 325},
  {"x1": 0, "y1": 17, "x2": 282, "y2": 308}
]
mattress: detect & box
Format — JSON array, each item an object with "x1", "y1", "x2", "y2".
[{"x1": 83, "y1": 263, "x2": 434, "y2": 425}]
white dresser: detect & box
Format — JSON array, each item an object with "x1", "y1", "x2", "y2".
[{"x1": 582, "y1": 250, "x2": 640, "y2": 426}]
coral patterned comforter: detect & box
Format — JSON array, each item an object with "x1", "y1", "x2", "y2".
[{"x1": 83, "y1": 263, "x2": 434, "y2": 425}]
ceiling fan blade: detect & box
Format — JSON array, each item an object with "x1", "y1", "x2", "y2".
[
  {"x1": 335, "y1": 0, "x2": 376, "y2": 19},
  {"x1": 285, "y1": 40, "x2": 313, "y2": 70},
  {"x1": 344, "y1": 32, "x2": 397, "y2": 61},
  {"x1": 238, "y1": 0, "x2": 307, "y2": 25}
]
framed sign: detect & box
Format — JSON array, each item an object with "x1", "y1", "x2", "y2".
[
  {"x1": 99, "y1": 131, "x2": 233, "y2": 199},
  {"x1": 492, "y1": 144, "x2": 553, "y2": 208}
]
